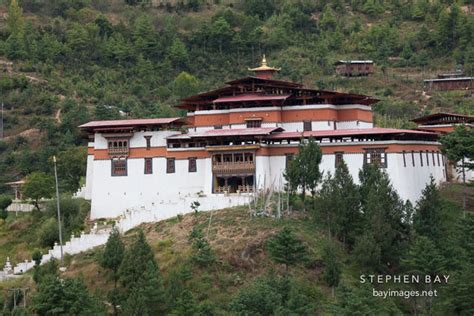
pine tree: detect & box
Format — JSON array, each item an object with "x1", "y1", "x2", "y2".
[
  {"x1": 7, "y1": 0, "x2": 24, "y2": 35},
  {"x1": 119, "y1": 229, "x2": 157, "y2": 289},
  {"x1": 284, "y1": 137, "x2": 323, "y2": 206},
  {"x1": 122, "y1": 287, "x2": 148, "y2": 316},
  {"x1": 322, "y1": 242, "x2": 341, "y2": 297},
  {"x1": 266, "y1": 227, "x2": 307, "y2": 276},
  {"x1": 135, "y1": 260, "x2": 165, "y2": 315},
  {"x1": 100, "y1": 227, "x2": 124, "y2": 287},
  {"x1": 188, "y1": 227, "x2": 216, "y2": 267},
  {"x1": 169, "y1": 290, "x2": 199, "y2": 316},
  {"x1": 413, "y1": 178, "x2": 443, "y2": 244}
]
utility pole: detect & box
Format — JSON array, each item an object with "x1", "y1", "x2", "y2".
[
  {"x1": 53, "y1": 156, "x2": 65, "y2": 270},
  {"x1": 1, "y1": 102, "x2": 4, "y2": 139}
]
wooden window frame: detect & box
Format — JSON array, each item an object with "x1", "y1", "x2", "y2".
[
  {"x1": 303, "y1": 120, "x2": 312, "y2": 132},
  {"x1": 144, "y1": 158, "x2": 153, "y2": 174},
  {"x1": 246, "y1": 119, "x2": 262, "y2": 128},
  {"x1": 432, "y1": 151, "x2": 436, "y2": 166},
  {"x1": 144, "y1": 136, "x2": 152, "y2": 150},
  {"x1": 166, "y1": 158, "x2": 175, "y2": 174},
  {"x1": 402, "y1": 151, "x2": 406, "y2": 167},
  {"x1": 426, "y1": 150, "x2": 430, "y2": 166},
  {"x1": 420, "y1": 151, "x2": 423, "y2": 166},
  {"x1": 411, "y1": 151, "x2": 415, "y2": 167},
  {"x1": 335, "y1": 152, "x2": 344, "y2": 168},
  {"x1": 437, "y1": 152, "x2": 440, "y2": 166},
  {"x1": 188, "y1": 157, "x2": 197, "y2": 173},
  {"x1": 285, "y1": 153, "x2": 294, "y2": 169},
  {"x1": 364, "y1": 148, "x2": 387, "y2": 168},
  {"x1": 111, "y1": 158, "x2": 127, "y2": 176}
]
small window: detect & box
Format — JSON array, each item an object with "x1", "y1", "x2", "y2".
[
  {"x1": 144, "y1": 158, "x2": 153, "y2": 174},
  {"x1": 144, "y1": 136, "x2": 152, "y2": 150},
  {"x1": 420, "y1": 152, "x2": 423, "y2": 167},
  {"x1": 426, "y1": 151, "x2": 430, "y2": 166},
  {"x1": 335, "y1": 152, "x2": 344, "y2": 168},
  {"x1": 411, "y1": 151, "x2": 415, "y2": 167},
  {"x1": 437, "y1": 152, "x2": 440, "y2": 166},
  {"x1": 402, "y1": 151, "x2": 406, "y2": 167},
  {"x1": 111, "y1": 158, "x2": 127, "y2": 176},
  {"x1": 188, "y1": 157, "x2": 197, "y2": 172},
  {"x1": 285, "y1": 153, "x2": 294, "y2": 169},
  {"x1": 432, "y1": 151, "x2": 435, "y2": 166},
  {"x1": 303, "y1": 121, "x2": 312, "y2": 132},
  {"x1": 166, "y1": 158, "x2": 175, "y2": 173},
  {"x1": 214, "y1": 125, "x2": 223, "y2": 129},
  {"x1": 364, "y1": 148, "x2": 387, "y2": 168},
  {"x1": 246, "y1": 119, "x2": 262, "y2": 128}
]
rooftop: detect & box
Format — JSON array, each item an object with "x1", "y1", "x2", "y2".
[
  {"x1": 79, "y1": 118, "x2": 184, "y2": 130},
  {"x1": 266, "y1": 128, "x2": 437, "y2": 140},
  {"x1": 167, "y1": 127, "x2": 284, "y2": 140},
  {"x1": 411, "y1": 112, "x2": 474, "y2": 125}
]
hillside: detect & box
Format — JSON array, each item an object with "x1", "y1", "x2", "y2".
[
  {"x1": 0, "y1": 182, "x2": 472, "y2": 314},
  {"x1": 0, "y1": 0, "x2": 474, "y2": 193}
]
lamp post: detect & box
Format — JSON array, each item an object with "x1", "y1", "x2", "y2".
[{"x1": 53, "y1": 156, "x2": 65, "y2": 270}]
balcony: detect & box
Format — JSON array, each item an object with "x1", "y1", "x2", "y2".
[
  {"x1": 108, "y1": 147, "x2": 129, "y2": 156},
  {"x1": 212, "y1": 161, "x2": 255, "y2": 174}
]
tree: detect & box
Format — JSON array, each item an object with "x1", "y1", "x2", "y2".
[
  {"x1": 413, "y1": 178, "x2": 444, "y2": 244},
  {"x1": 100, "y1": 228, "x2": 124, "y2": 287},
  {"x1": 355, "y1": 164, "x2": 412, "y2": 271},
  {"x1": 22, "y1": 172, "x2": 55, "y2": 211},
  {"x1": 172, "y1": 72, "x2": 200, "y2": 100},
  {"x1": 32, "y1": 277, "x2": 105, "y2": 315},
  {"x1": 119, "y1": 229, "x2": 157, "y2": 289},
  {"x1": 284, "y1": 138, "x2": 323, "y2": 207},
  {"x1": 7, "y1": 0, "x2": 24, "y2": 35},
  {"x1": 210, "y1": 17, "x2": 233, "y2": 54},
  {"x1": 57, "y1": 147, "x2": 87, "y2": 193},
  {"x1": 188, "y1": 227, "x2": 215, "y2": 267},
  {"x1": 322, "y1": 242, "x2": 341, "y2": 297},
  {"x1": 167, "y1": 37, "x2": 188, "y2": 69},
  {"x1": 440, "y1": 126, "x2": 474, "y2": 214},
  {"x1": 169, "y1": 290, "x2": 199, "y2": 316},
  {"x1": 0, "y1": 195, "x2": 12, "y2": 210},
  {"x1": 318, "y1": 160, "x2": 361, "y2": 247},
  {"x1": 266, "y1": 227, "x2": 307, "y2": 276}
]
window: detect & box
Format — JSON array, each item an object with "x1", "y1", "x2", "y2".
[
  {"x1": 214, "y1": 125, "x2": 223, "y2": 129},
  {"x1": 411, "y1": 151, "x2": 415, "y2": 167},
  {"x1": 144, "y1": 158, "x2": 153, "y2": 174},
  {"x1": 166, "y1": 158, "x2": 175, "y2": 173},
  {"x1": 246, "y1": 119, "x2": 262, "y2": 128},
  {"x1": 107, "y1": 139, "x2": 129, "y2": 155},
  {"x1": 432, "y1": 151, "x2": 436, "y2": 166},
  {"x1": 144, "y1": 136, "x2": 152, "y2": 150},
  {"x1": 303, "y1": 121, "x2": 312, "y2": 131},
  {"x1": 437, "y1": 152, "x2": 440, "y2": 166},
  {"x1": 426, "y1": 151, "x2": 430, "y2": 166},
  {"x1": 285, "y1": 153, "x2": 294, "y2": 169},
  {"x1": 420, "y1": 151, "x2": 423, "y2": 166},
  {"x1": 335, "y1": 152, "x2": 344, "y2": 168},
  {"x1": 188, "y1": 157, "x2": 197, "y2": 172},
  {"x1": 402, "y1": 151, "x2": 406, "y2": 167},
  {"x1": 364, "y1": 148, "x2": 387, "y2": 168},
  {"x1": 111, "y1": 158, "x2": 127, "y2": 176}
]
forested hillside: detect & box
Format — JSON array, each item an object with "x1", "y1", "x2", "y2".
[{"x1": 0, "y1": 0, "x2": 473, "y2": 191}]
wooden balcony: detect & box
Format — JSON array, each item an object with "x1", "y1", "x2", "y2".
[
  {"x1": 212, "y1": 161, "x2": 255, "y2": 174},
  {"x1": 214, "y1": 185, "x2": 254, "y2": 194}
]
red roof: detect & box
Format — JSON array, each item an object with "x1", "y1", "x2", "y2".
[
  {"x1": 266, "y1": 128, "x2": 437, "y2": 139},
  {"x1": 213, "y1": 94, "x2": 290, "y2": 103},
  {"x1": 168, "y1": 127, "x2": 284, "y2": 139},
  {"x1": 79, "y1": 118, "x2": 183, "y2": 129}
]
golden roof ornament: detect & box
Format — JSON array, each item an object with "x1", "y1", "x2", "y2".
[{"x1": 248, "y1": 55, "x2": 281, "y2": 72}]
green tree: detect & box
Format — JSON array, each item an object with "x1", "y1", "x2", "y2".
[
  {"x1": 32, "y1": 277, "x2": 105, "y2": 315},
  {"x1": 440, "y1": 126, "x2": 474, "y2": 214},
  {"x1": 23, "y1": 172, "x2": 55, "y2": 211},
  {"x1": 7, "y1": 0, "x2": 24, "y2": 35},
  {"x1": 122, "y1": 287, "x2": 148, "y2": 316},
  {"x1": 284, "y1": 138, "x2": 323, "y2": 206},
  {"x1": 100, "y1": 228, "x2": 124, "y2": 287},
  {"x1": 167, "y1": 37, "x2": 188, "y2": 69},
  {"x1": 413, "y1": 178, "x2": 444, "y2": 244},
  {"x1": 172, "y1": 72, "x2": 200, "y2": 100},
  {"x1": 57, "y1": 147, "x2": 87, "y2": 193},
  {"x1": 169, "y1": 290, "x2": 199, "y2": 316},
  {"x1": 119, "y1": 229, "x2": 157, "y2": 289},
  {"x1": 0, "y1": 195, "x2": 12, "y2": 210},
  {"x1": 188, "y1": 227, "x2": 216, "y2": 267},
  {"x1": 322, "y1": 242, "x2": 341, "y2": 297},
  {"x1": 211, "y1": 17, "x2": 233, "y2": 54},
  {"x1": 266, "y1": 227, "x2": 307, "y2": 276}
]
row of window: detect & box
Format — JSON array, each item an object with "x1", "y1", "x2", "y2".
[
  {"x1": 111, "y1": 157, "x2": 197, "y2": 176},
  {"x1": 402, "y1": 150, "x2": 444, "y2": 168}
]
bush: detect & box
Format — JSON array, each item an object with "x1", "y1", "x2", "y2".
[
  {"x1": 0, "y1": 209, "x2": 8, "y2": 220},
  {"x1": 38, "y1": 218, "x2": 59, "y2": 248},
  {"x1": 45, "y1": 197, "x2": 89, "y2": 237},
  {"x1": 0, "y1": 195, "x2": 12, "y2": 210}
]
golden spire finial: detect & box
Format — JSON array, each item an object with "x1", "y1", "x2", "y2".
[
  {"x1": 261, "y1": 55, "x2": 267, "y2": 67},
  {"x1": 248, "y1": 55, "x2": 281, "y2": 74}
]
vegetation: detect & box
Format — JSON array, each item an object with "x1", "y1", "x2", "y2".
[{"x1": 0, "y1": 0, "x2": 473, "y2": 196}]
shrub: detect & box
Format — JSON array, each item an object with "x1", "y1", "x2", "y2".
[
  {"x1": 0, "y1": 195, "x2": 12, "y2": 210},
  {"x1": 38, "y1": 217, "x2": 59, "y2": 247}
]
